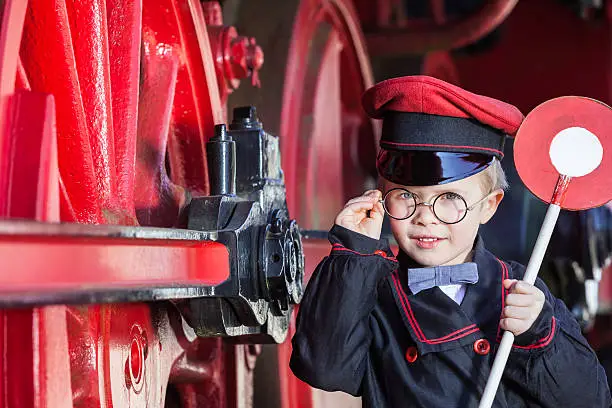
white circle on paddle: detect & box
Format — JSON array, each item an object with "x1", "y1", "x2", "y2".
[{"x1": 549, "y1": 127, "x2": 603, "y2": 177}]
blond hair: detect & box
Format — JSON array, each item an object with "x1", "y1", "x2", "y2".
[{"x1": 480, "y1": 158, "x2": 508, "y2": 192}]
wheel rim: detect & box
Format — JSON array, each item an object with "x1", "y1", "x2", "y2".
[{"x1": 279, "y1": 0, "x2": 377, "y2": 230}]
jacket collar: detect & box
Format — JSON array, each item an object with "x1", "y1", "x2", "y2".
[{"x1": 390, "y1": 235, "x2": 507, "y2": 354}]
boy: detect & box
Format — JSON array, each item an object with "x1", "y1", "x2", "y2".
[{"x1": 289, "y1": 76, "x2": 611, "y2": 407}]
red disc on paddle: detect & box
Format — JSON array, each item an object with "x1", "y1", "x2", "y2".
[{"x1": 514, "y1": 96, "x2": 612, "y2": 210}]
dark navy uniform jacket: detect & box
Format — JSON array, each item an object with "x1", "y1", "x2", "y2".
[{"x1": 290, "y1": 225, "x2": 611, "y2": 407}]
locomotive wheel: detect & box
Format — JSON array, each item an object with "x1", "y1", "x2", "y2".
[
  {"x1": 1, "y1": 1, "x2": 254, "y2": 407},
  {"x1": 229, "y1": 1, "x2": 377, "y2": 407}
]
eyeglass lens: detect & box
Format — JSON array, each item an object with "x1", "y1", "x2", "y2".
[{"x1": 382, "y1": 189, "x2": 468, "y2": 224}]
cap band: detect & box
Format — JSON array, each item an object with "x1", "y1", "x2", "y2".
[{"x1": 381, "y1": 112, "x2": 507, "y2": 159}]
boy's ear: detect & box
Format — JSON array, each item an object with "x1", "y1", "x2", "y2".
[{"x1": 480, "y1": 189, "x2": 504, "y2": 225}]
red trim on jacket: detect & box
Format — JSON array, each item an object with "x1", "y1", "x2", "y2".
[
  {"x1": 331, "y1": 243, "x2": 398, "y2": 262},
  {"x1": 495, "y1": 260, "x2": 556, "y2": 349},
  {"x1": 496, "y1": 259, "x2": 509, "y2": 340},
  {"x1": 391, "y1": 271, "x2": 480, "y2": 344},
  {"x1": 512, "y1": 317, "x2": 557, "y2": 350}
]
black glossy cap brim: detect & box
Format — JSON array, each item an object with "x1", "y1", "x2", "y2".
[{"x1": 376, "y1": 150, "x2": 494, "y2": 186}]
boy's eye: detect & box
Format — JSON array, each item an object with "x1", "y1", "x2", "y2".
[
  {"x1": 440, "y1": 192, "x2": 462, "y2": 200},
  {"x1": 399, "y1": 191, "x2": 415, "y2": 200}
]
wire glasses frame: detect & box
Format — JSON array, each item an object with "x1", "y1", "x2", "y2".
[{"x1": 379, "y1": 188, "x2": 493, "y2": 224}]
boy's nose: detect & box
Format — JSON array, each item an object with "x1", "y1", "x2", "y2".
[{"x1": 412, "y1": 203, "x2": 439, "y2": 225}]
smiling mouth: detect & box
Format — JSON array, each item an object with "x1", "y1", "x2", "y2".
[
  {"x1": 411, "y1": 236, "x2": 446, "y2": 249},
  {"x1": 411, "y1": 236, "x2": 445, "y2": 241}
]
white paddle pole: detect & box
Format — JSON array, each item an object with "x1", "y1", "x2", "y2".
[
  {"x1": 479, "y1": 126, "x2": 604, "y2": 408},
  {"x1": 478, "y1": 201, "x2": 562, "y2": 408}
]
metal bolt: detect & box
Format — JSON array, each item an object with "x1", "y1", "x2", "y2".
[{"x1": 125, "y1": 326, "x2": 146, "y2": 393}]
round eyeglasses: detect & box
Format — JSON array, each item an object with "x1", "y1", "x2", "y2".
[{"x1": 379, "y1": 188, "x2": 491, "y2": 224}]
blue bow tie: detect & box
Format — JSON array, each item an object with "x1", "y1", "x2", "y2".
[{"x1": 407, "y1": 263, "x2": 479, "y2": 295}]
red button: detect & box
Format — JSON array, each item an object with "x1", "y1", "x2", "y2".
[
  {"x1": 374, "y1": 250, "x2": 386, "y2": 256},
  {"x1": 474, "y1": 339, "x2": 490, "y2": 355},
  {"x1": 405, "y1": 346, "x2": 418, "y2": 363}
]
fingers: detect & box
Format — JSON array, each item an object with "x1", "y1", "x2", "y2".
[
  {"x1": 502, "y1": 305, "x2": 533, "y2": 320},
  {"x1": 499, "y1": 317, "x2": 532, "y2": 335},
  {"x1": 364, "y1": 190, "x2": 383, "y2": 199},
  {"x1": 343, "y1": 191, "x2": 384, "y2": 218},
  {"x1": 342, "y1": 201, "x2": 375, "y2": 214},
  {"x1": 371, "y1": 200, "x2": 385, "y2": 219},
  {"x1": 500, "y1": 279, "x2": 546, "y2": 336},
  {"x1": 505, "y1": 293, "x2": 533, "y2": 307},
  {"x1": 346, "y1": 190, "x2": 382, "y2": 205},
  {"x1": 504, "y1": 280, "x2": 545, "y2": 301},
  {"x1": 335, "y1": 190, "x2": 385, "y2": 235}
]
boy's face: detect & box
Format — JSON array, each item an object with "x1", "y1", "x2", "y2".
[{"x1": 384, "y1": 172, "x2": 504, "y2": 266}]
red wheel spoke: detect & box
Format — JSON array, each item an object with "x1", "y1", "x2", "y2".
[
  {"x1": 21, "y1": 0, "x2": 102, "y2": 224},
  {"x1": 2, "y1": 307, "x2": 74, "y2": 408},
  {"x1": 5, "y1": 91, "x2": 60, "y2": 222},
  {"x1": 107, "y1": 0, "x2": 142, "y2": 222},
  {"x1": 143, "y1": 0, "x2": 223, "y2": 196},
  {"x1": 65, "y1": 0, "x2": 118, "y2": 220},
  {"x1": 0, "y1": 0, "x2": 27, "y2": 215},
  {"x1": 135, "y1": 42, "x2": 185, "y2": 227}
]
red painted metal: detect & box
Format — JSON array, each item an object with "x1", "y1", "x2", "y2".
[
  {"x1": 203, "y1": 2, "x2": 264, "y2": 104},
  {"x1": 64, "y1": 302, "x2": 218, "y2": 407},
  {"x1": 5, "y1": 91, "x2": 59, "y2": 221},
  {"x1": 359, "y1": 0, "x2": 519, "y2": 56},
  {"x1": 21, "y1": 1, "x2": 104, "y2": 224},
  {"x1": 142, "y1": 0, "x2": 223, "y2": 197},
  {"x1": 1, "y1": 306, "x2": 74, "y2": 408},
  {"x1": 135, "y1": 38, "x2": 187, "y2": 227},
  {"x1": 303, "y1": 30, "x2": 344, "y2": 229},
  {"x1": 0, "y1": 225, "x2": 229, "y2": 290},
  {"x1": 65, "y1": 0, "x2": 120, "y2": 220},
  {"x1": 0, "y1": 0, "x2": 27, "y2": 216},
  {"x1": 107, "y1": 0, "x2": 141, "y2": 222},
  {"x1": 0, "y1": 8, "x2": 72, "y2": 401}
]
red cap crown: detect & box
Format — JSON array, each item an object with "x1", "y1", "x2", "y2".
[{"x1": 362, "y1": 75, "x2": 524, "y2": 136}]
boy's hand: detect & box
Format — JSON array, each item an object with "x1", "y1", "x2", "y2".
[
  {"x1": 335, "y1": 190, "x2": 385, "y2": 240},
  {"x1": 500, "y1": 279, "x2": 546, "y2": 337}
]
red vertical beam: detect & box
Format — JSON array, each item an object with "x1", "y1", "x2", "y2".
[
  {"x1": 21, "y1": 0, "x2": 102, "y2": 224},
  {"x1": 167, "y1": 0, "x2": 223, "y2": 195},
  {"x1": 0, "y1": 43, "x2": 71, "y2": 406},
  {"x1": 0, "y1": 0, "x2": 27, "y2": 215},
  {"x1": 65, "y1": 0, "x2": 119, "y2": 220},
  {"x1": 135, "y1": 38, "x2": 186, "y2": 226},
  {"x1": 305, "y1": 32, "x2": 344, "y2": 229},
  {"x1": 2, "y1": 307, "x2": 73, "y2": 408},
  {"x1": 5, "y1": 91, "x2": 59, "y2": 221},
  {"x1": 107, "y1": 0, "x2": 142, "y2": 223}
]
